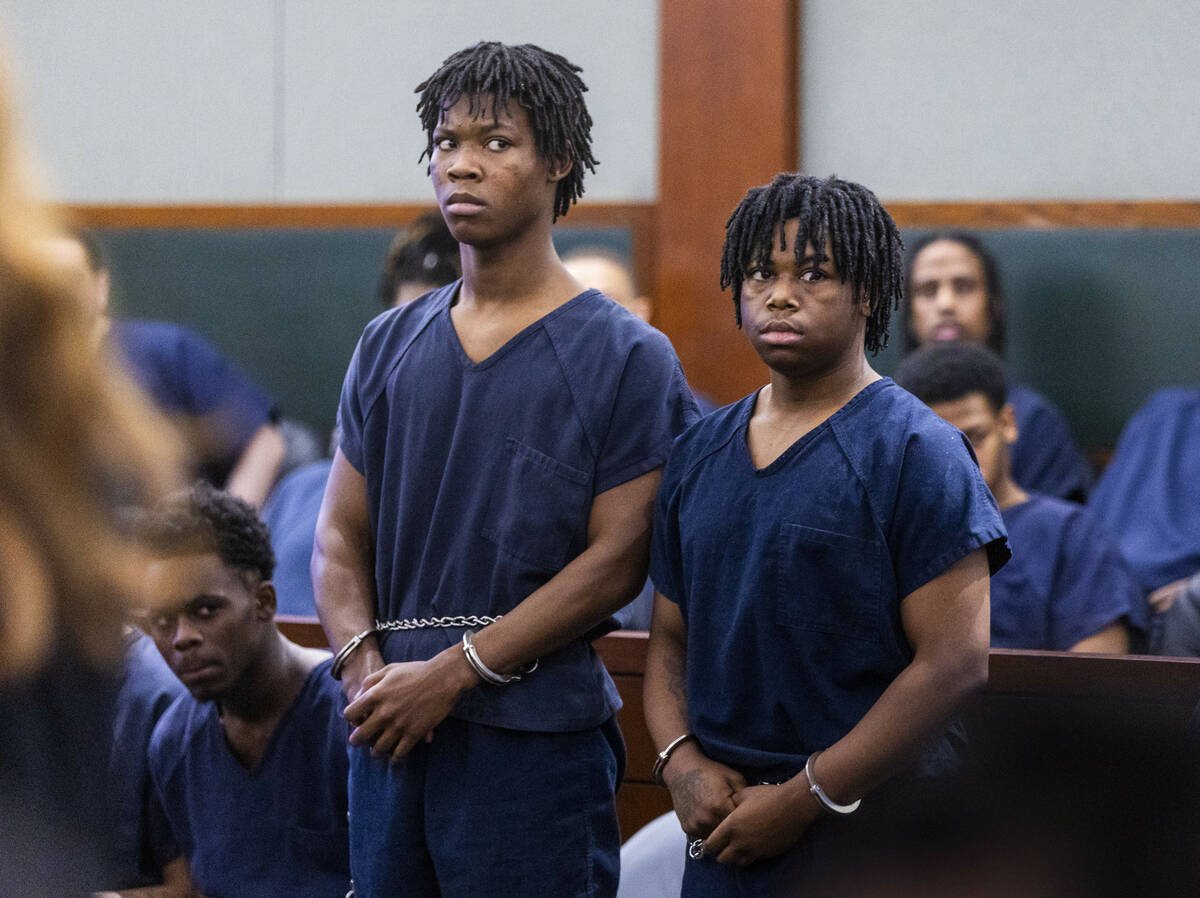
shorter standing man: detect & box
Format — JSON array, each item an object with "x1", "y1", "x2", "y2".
[
  {"x1": 897, "y1": 342, "x2": 1144, "y2": 652},
  {"x1": 122, "y1": 483, "x2": 349, "y2": 898},
  {"x1": 645, "y1": 174, "x2": 1008, "y2": 896}
]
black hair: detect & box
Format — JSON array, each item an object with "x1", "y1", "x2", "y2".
[
  {"x1": 720, "y1": 173, "x2": 903, "y2": 355},
  {"x1": 415, "y1": 41, "x2": 597, "y2": 221},
  {"x1": 903, "y1": 230, "x2": 1007, "y2": 356},
  {"x1": 377, "y1": 210, "x2": 461, "y2": 307},
  {"x1": 894, "y1": 341, "x2": 1009, "y2": 412},
  {"x1": 139, "y1": 482, "x2": 275, "y2": 582},
  {"x1": 74, "y1": 230, "x2": 106, "y2": 273}
]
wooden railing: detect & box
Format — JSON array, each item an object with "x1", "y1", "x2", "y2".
[{"x1": 277, "y1": 618, "x2": 1200, "y2": 839}]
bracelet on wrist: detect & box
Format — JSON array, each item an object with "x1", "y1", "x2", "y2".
[
  {"x1": 652, "y1": 732, "x2": 696, "y2": 786},
  {"x1": 330, "y1": 627, "x2": 379, "y2": 680},
  {"x1": 805, "y1": 750, "x2": 861, "y2": 815}
]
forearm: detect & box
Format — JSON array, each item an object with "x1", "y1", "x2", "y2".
[
  {"x1": 799, "y1": 639, "x2": 986, "y2": 807},
  {"x1": 224, "y1": 422, "x2": 286, "y2": 508},
  {"x1": 99, "y1": 857, "x2": 195, "y2": 897},
  {"x1": 467, "y1": 530, "x2": 646, "y2": 674},
  {"x1": 643, "y1": 597, "x2": 691, "y2": 752}
]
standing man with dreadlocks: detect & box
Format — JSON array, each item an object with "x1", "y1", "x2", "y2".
[
  {"x1": 644, "y1": 174, "x2": 1009, "y2": 896},
  {"x1": 314, "y1": 42, "x2": 696, "y2": 897}
]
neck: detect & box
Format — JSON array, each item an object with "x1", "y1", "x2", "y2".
[
  {"x1": 217, "y1": 630, "x2": 302, "y2": 722},
  {"x1": 458, "y1": 220, "x2": 569, "y2": 308},
  {"x1": 767, "y1": 351, "x2": 879, "y2": 413},
  {"x1": 990, "y1": 474, "x2": 1028, "y2": 510}
]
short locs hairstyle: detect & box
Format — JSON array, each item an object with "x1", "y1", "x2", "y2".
[
  {"x1": 139, "y1": 482, "x2": 275, "y2": 583},
  {"x1": 720, "y1": 173, "x2": 904, "y2": 355},
  {"x1": 895, "y1": 341, "x2": 1009, "y2": 413},
  {"x1": 377, "y1": 210, "x2": 461, "y2": 307},
  {"x1": 903, "y1": 231, "x2": 1007, "y2": 356},
  {"x1": 415, "y1": 41, "x2": 598, "y2": 221}
]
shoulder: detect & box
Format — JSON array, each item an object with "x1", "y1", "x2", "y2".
[
  {"x1": 355, "y1": 284, "x2": 452, "y2": 362},
  {"x1": 300, "y1": 657, "x2": 345, "y2": 713},
  {"x1": 662, "y1": 395, "x2": 751, "y2": 482},
  {"x1": 1008, "y1": 383, "x2": 1071, "y2": 427},
  {"x1": 148, "y1": 693, "x2": 208, "y2": 783},
  {"x1": 544, "y1": 290, "x2": 681, "y2": 366},
  {"x1": 841, "y1": 379, "x2": 972, "y2": 465},
  {"x1": 1131, "y1": 386, "x2": 1200, "y2": 421}
]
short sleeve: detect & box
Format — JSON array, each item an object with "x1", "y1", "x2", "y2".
[
  {"x1": 889, "y1": 424, "x2": 1010, "y2": 600},
  {"x1": 594, "y1": 336, "x2": 699, "y2": 494},
  {"x1": 1051, "y1": 510, "x2": 1147, "y2": 647},
  {"x1": 145, "y1": 783, "x2": 180, "y2": 872},
  {"x1": 1011, "y1": 391, "x2": 1093, "y2": 501},
  {"x1": 335, "y1": 339, "x2": 366, "y2": 475},
  {"x1": 648, "y1": 449, "x2": 687, "y2": 609}
]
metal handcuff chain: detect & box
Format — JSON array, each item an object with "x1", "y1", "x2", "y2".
[{"x1": 376, "y1": 615, "x2": 540, "y2": 675}]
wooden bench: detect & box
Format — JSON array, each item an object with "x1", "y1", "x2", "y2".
[{"x1": 277, "y1": 618, "x2": 1200, "y2": 840}]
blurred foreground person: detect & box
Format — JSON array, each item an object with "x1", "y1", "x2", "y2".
[{"x1": 0, "y1": 32, "x2": 179, "y2": 898}]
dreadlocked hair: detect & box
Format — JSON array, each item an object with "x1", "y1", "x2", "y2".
[
  {"x1": 415, "y1": 41, "x2": 597, "y2": 221},
  {"x1": 720, "y1": 173, "x2": 904, "y2": 355}
]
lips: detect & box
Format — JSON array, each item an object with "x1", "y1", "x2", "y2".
[
  {"x1": 177, "y1": 661, "x2": 221, "y2": 684},
  {"x1": 445, "y1": 192, "x2": 486, "y2": 216},
  {"x1": 760, "y1": 320, "x2": 803, "y2": 344},
  {"x1": 932, "y1": 322, "x2": 961, "y2": 340}
]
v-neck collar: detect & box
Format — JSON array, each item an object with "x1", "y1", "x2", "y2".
[
  {"x1": 741, "y1": 378, "x2": 890, "y2": 476},
  {"x1": 210, "y1": 663, "x2": 319, "y2": 777},
  {"x1": 442, "y1": 285, "x2": 599, "y2": 371}
]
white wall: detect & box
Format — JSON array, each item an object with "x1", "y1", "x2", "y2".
[
  {"x1": 801, "y1": 0, "x2": 1200, "y2": 199},
  {"x1": 0, "y1": 0, "x2": 658, "y2": 202}
]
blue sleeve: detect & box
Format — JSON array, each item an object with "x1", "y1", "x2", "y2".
[
  {"x1": 648, "y1": 448, "x2": 687, "y2": 609},
  {"x1": 889, "y1": 425, "x2": 1010, "y2": 600},
  {"x1": 594, "y1": 335, "x2": 699, "y2": 494},
  {"x1": 335, "y1": 339, "x2": 366, "y2": 475},
  {"x1": 1011, "y1": 394, "x2": 1093, "y2": 501},
  {"x1": 145, "y1": 717, "x2": 181, "y2": 869},
  {"x1": 1050, "y1": 510, "x2": 1147, "y2": 648}
]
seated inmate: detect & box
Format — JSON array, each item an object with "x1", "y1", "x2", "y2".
[
  {"x1": 897, "y1": 342, "x2": 1143, "y2": 652},
  {"x1": 904, "y1": 231, "x2": 1092, "y2": 502},
  {"x1": 123, "y1": 483, "x2": 349, "y2": 898}
]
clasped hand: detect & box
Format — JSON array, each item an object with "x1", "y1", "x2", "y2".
[
  {"x1": 668, "y1": 757, "x2": 819, "y2": 866},
  {"x1": 343, "y1": 653, "x2": 474, "y2": 762}
]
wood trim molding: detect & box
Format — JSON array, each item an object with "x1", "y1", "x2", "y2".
[
  {"x1": 653, "y1": 0, "x2": 801, "y2": 405},
  {"x1": 886, "y1": 200, "x2": 1200, "y2": 230},
  {"x1": 60, "y1": 201, "x2": 656, "y2": 231}
]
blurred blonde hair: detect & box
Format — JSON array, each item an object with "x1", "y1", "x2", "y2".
[{"x1": 0, "y1": 40, "x2": 180, "y2": 680}]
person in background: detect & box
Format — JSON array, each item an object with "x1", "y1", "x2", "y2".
[
  {"x1": 0, "y1": 29, "x2": 180, "y2": 896},
  {"x1": 897, "y1": 342, "x2": 1143, "y2": 652},
  {"x1": 644, "y1": 173, "x2": 1008, "y2": 896},
  {"x1": 904, "y1": 231, "x2": 1093, "y2": 502},
  {"x1": 116, "y1": 483, "x2": 350, "y2": 898},
  {"x1": 1088, "y1": 386, "x2": 1200, "y2": 655},
  {"x1": 63, "y1": 230, "x2": 286, "y2": 508},
  {"x1": 377, "y1": 209, "x2": 461, "y2": 308}
]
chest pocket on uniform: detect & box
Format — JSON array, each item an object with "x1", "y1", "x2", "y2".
[
  {"x1": 773, "y1": 522, "x2": 883, "y2": 643},
  {"x1": 481, "y1": 437, "x2": 592, "y2": 572}
]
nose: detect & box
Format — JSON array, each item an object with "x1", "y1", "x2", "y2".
[
  {"x1": 765, "y1": 279, "x2": 798, "y2": 311},
  {"x1": 445, "y1": 145, "x2": 481, "y2": 181},
  {"x1": 933, "y1": 282, "x2": 957, "y2": 312},
  {"x1": 172, "y1": 617, "x2": 202, "y2": 652}
]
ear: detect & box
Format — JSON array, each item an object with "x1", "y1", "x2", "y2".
[
  {"x1": 1000, "y1": 402, "x2": 1019, "y2": 445},
  {"x1": 255, "y1": 580, "x2": 277, "y2": 620},
  {"x1": 546, "y1": 154, "x2": 574, "y2": 184}
]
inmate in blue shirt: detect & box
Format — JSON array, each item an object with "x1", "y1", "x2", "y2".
[
  {"x1": 992, "y1": 494, "x2": 1145, "y2": 650},
  {"x1": 650, "y1": 379, "x2": 1009, "y2": 775},
  {"x1": 1009, "y1": 384, "x2": 1093, "y2": 502},
  {"x1": 1089, "y1": 387, "x2": 1200, "y2": 592},
  {"x1": 148, "y1": 659, "x2": 349, "y2": 898},
  {"x1": 263, "y1": 458, "x2": 332, "y2": 617},
  {"x1": 337, "y1": 283, "x2": 697, "y2": 732},
  {"x1": 104, "y1": 631, "x2": 186, "y2": 889},
  {"x1": 111, "y1": 320, "x2": 276, "y2": 482}
]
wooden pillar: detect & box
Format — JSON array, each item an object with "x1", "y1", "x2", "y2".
[{"x1": 653, "y1": 0, "x2": 800, "y2": 404}]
